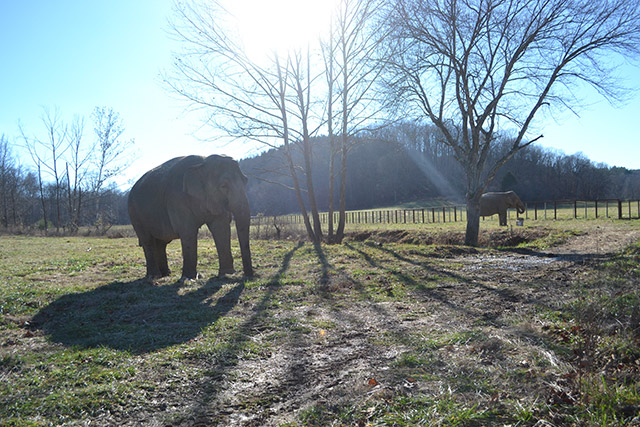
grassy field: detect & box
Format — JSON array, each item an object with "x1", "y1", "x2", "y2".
[
  {"x1": 1, "y1": 219, "x2": 640, "y2": 425},
  {"x1": 251, "y1": 202, "x2": 640, "y2": 240}
]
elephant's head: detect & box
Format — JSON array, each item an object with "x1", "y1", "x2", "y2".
[
  {"x1": 183, "y1": 155, "x2": 253, "y2": 276},
  {"x1": 506, "y1": 191, "x2": 525, "y2": 214}
]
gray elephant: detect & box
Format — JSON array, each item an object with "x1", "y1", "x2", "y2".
[
  {"x1": 128, "y1": 155, "x2": 253, "y2": 280},
  {"x1": 479, "y1": 191, "x2": 525, "y2": 226}
]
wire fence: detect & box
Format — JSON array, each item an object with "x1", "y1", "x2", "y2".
[{"x1": 251, "y1": 199, "x2": 640, "y2": 227}]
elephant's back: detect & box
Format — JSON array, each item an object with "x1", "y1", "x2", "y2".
[
  {"x1": 130, "y1": 156, "x2": 206, "y2": 192},
  {"x1": 479, "y1": 193, "x2": 501, "y2": 215}
]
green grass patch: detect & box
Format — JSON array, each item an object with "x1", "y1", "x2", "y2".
[{"x1": 298, "y1": 394, "x2": 501, "y2": 426}]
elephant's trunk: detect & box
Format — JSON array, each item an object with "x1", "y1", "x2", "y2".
[
  {"x1": 232, "y1": 195, "x2": 253, "y2": 276},
  {"x1": 236, "y1": 215, "x2": 253, "y2": 276}
]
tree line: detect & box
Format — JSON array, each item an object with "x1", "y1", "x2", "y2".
[
  {"x1": 0, "y1": 107, "x2": 133, "y2": 233},
  {"x1": 2, "y1": 116, "x2": 638, "y2": 234},
  {"x1": 241, "y1": 121, "x2": 640, "y2": 216}
]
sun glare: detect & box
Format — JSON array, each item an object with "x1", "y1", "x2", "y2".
[{"x1": 225, "y1": 0, "x2": 338, "y2": 60}]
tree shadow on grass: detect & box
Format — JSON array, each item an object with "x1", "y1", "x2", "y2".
[{"x1": 30, "y1": 277, "x2": 246, "y2": 354}]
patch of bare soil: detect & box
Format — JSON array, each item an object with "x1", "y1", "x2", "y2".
[{"x1": 348, "y1": 226, "x2": 554, "y2": 248}]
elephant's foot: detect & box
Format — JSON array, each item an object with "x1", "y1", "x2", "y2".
[
  {"x1": 217, "y1": 267, "x2": 236, "y2": 277},
  {"x1": 179, "y1": 272, "x2": 203, "y2": 283},
  {"x1": 145, "y1": 271, "x2": 170, "y2": 281},
  {"x1": 144, "y1": 274, "x2": 164, "y2": 285}
]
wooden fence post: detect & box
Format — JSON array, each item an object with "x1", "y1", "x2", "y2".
[
  {"x1": 595, "y1": 200, "x2": 598, "y2": 218},
  {"x1": 618, "y1": 200, "x2": 623, "y2": 219},
  {"x1": 573, "y1": 200, "x2": 577, "y2": 219}
]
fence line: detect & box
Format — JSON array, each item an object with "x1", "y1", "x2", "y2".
[{"x1": 251, "y1": 199, "x2": 640, "y2": 227}]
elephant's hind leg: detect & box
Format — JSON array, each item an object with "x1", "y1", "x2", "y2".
[
  {"x1": 142, "y1": 241, "x2": 161, "y2": 278},
  {"x1": 141, "y1": 238, "x2": 171, "y2": 278}
]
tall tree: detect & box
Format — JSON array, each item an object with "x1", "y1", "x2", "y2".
[
  {"x1": 167, "y1": 0, "x2": 326, "y2": 242},
  {"x1": 384, "y1": 0, "x2": 640, "y2": 245},
  {"x1": 322, "y1": 0, "x2": 389, "y2": 243}
]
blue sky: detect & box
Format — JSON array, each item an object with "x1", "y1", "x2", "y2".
[{"x1": 1, "y1": 1, "x2": 639, "y2": 190}]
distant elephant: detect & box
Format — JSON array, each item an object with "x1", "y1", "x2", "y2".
[
  {"x1": 479, "y1": 191, "x2": 525, "y2": 226},
  {"x1": 128, "y1": 155, "x2": 253, "y2": 280}
]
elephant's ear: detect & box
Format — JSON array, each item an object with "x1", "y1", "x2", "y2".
[{"x1": 183, "y1": 164, "x2": 205, "y2": 199}]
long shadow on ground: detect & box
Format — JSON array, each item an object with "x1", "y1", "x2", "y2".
[{"x1": 30, "y1": 277, "x2": 245, "y2": 354}]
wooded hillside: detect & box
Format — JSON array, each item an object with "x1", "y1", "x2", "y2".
[{"x1": 241, "y1": 123, "x2": 640, "y2": 216}]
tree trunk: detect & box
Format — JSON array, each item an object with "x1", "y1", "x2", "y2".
[
  {"x1": 286, "y1": 148, "x2": 315, "y2": 242},
  {"x1": 302, "y1": 138, "x2": 323, "y2": 243},
  {"x1": 37, "y1": 163, "x2": 48, "y2": 233},
  {"x1": 327, "y1": 139, "x2": 336, "y2": 242},
  {"x1": 465, "y1": 194, "x2": 481, "y2": 246},
  {"x1": 335, "y1": 140, "x2": 348, "y2": 242}
]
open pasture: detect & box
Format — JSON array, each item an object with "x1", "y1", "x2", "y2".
[{"x1": 2, "y1": 219, "x2": 640, "y2": 426}]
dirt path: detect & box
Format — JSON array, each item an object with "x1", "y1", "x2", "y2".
[{"x1": 549, "y1": 225, "x2": 640, "y2": 258}]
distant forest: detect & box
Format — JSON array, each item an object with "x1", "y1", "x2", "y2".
[{"x1": 241, "y1": 122, "x2": 640, "y2": 216}]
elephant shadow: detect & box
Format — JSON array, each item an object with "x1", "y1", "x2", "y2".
[{"x1": 30, "y1": 278, "x2": 245, "y2": 354}]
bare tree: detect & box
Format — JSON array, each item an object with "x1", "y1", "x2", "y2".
[
  {"x1": 0, "y1": 135, "x2": 14, "y2": 228},
  {"x1": 167, "y1": 0, "x2": 327, "y2": 242},
  {"x1": 20, "y1": 108, "x2": 69, "y2": 232},
  {"x1": 65, "y1": 116, "x2": 91, "y2": 231},
  {"x1": 385, "y1": 0, "x2": 640, "y2": 245},
  {"x1": 91, "y1": 107, "x2": 133, "y2": 194},
  {"x1": 322, "y1": 0, "x2": 390, "y2": 243},
  {"x1": 91, "y1": 107, "x2": 134, "y2": 228}
]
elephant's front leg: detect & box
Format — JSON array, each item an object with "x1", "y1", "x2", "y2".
[
  {"x1": 180, "y1": 229, "x2": 199, "y2": 279},
  {"x1": 208, "y1": 215, "x2": 235, "y2": 276},
  {"x1": 499, "y1": 211, "x2": 507, "y2": 226}
]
